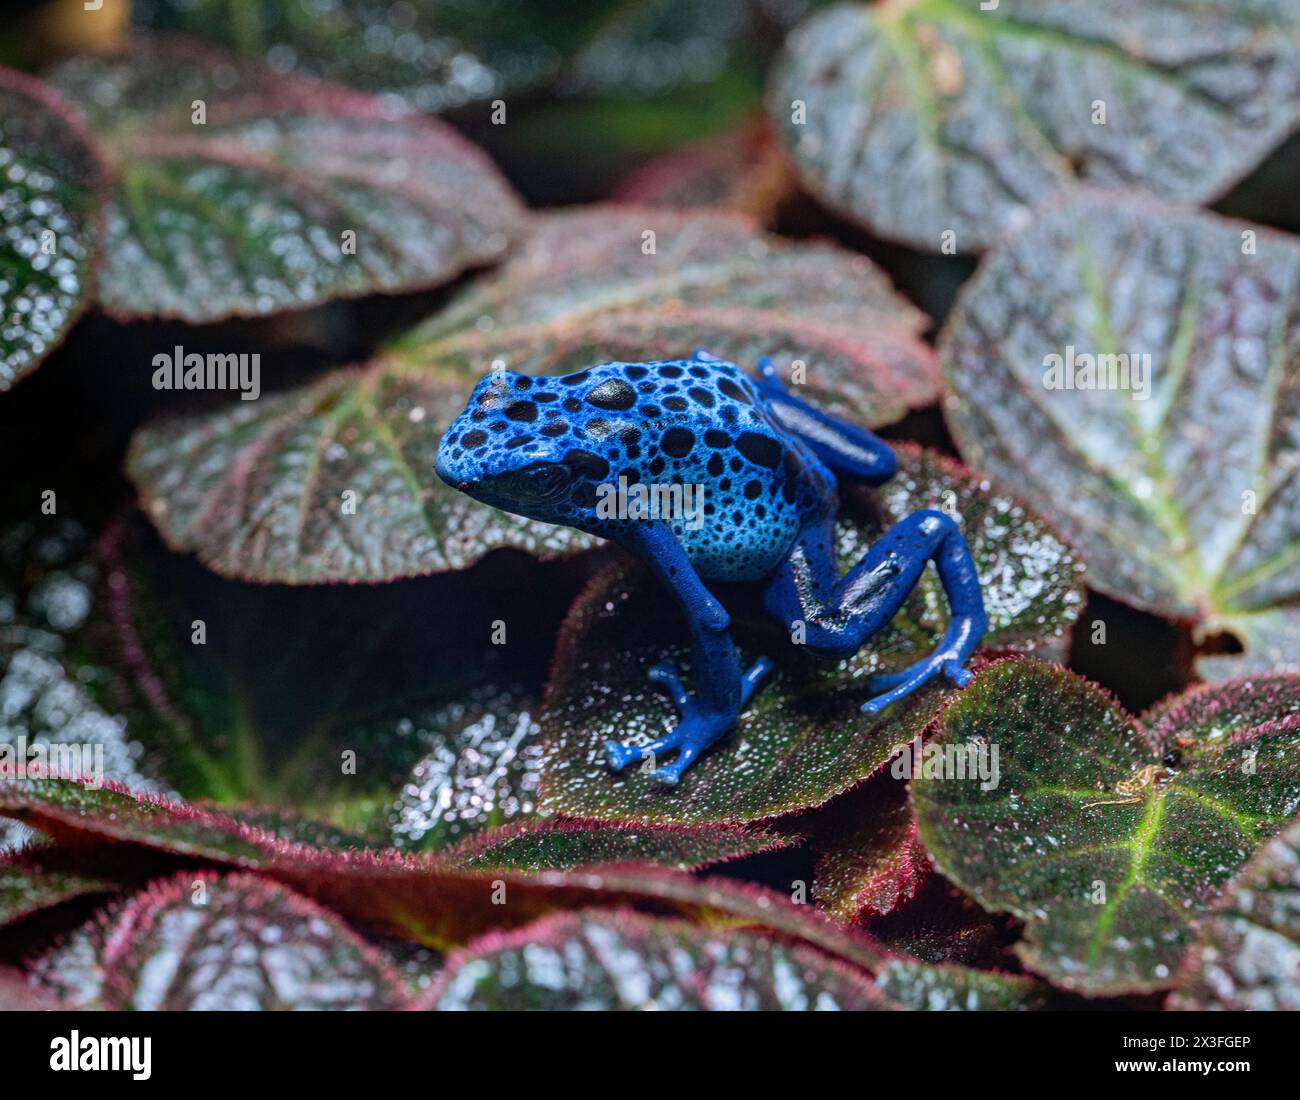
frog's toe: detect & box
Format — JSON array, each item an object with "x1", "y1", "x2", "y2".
[
  {"x1": 753, "y1": 356, "x2": 787, "y2": 395},
  {"x1": 605, "y1": 727, "x2": 689, "y2": 773},
  {"x1": 647, "y1": 662, "x2": 692, "y2": 712},
  {"x1": 604, "y1": 739, "x2": 639, "y2": 771},
  {"x1": 861, "y1": 655, "x2": 975, "y2": 714},
  {"x1": 860, "y1": 664, "x2": 942, "y2": 714},
  {"x1": 651, "y1": 742, "x2": 702, "y2": 785},
  {"x1": 942, "y1": 659, "x2": 974, "y2": 687}
]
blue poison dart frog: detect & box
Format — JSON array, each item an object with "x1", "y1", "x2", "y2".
[{"x1": 436, "y1": 351, "x2": 987, "y2": 785}]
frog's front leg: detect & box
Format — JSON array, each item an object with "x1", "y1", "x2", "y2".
[
  {"x1": 763, "y1": 510, "x2": 987, "y2": 712},
  {"x1": 604, "y1": 522, "x2": 773, "y2": 785}
]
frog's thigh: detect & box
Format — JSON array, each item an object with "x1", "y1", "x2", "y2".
[{"x1": 763, "y1": 510, "x2": 977, "y2": 659}]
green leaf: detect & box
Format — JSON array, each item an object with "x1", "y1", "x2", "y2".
[
  {"x1": 73, "y1": 514, "x2": 561, "y2": 824},
  {"x1": 0, "y1": 851, "x2": 112, "y2": 928},
  {"x1": 769, "y1": 0, "x2": 1300, "y2": 252},
  {"x1": 128, "y1": 206, "x2": 939, "y2": 583},
  {"x1": 442, "y1": 818, "x2": 792, "y2": 872},
  {"x1": 1170, "y1": 814, "x2": 1300, "y2": 1010},
  {"x1": 32, "y1": 871, "x2": 412, "y2": 1009},
  {"x1": 812, "y1": 775, "x2": 928, "y2": 921},
  {"x1": 941, "y1": 192, "x2": 1300, "y2": 678},
  {"x1": 539, "y1": 445, "x2": 1083, "y2": 825},
  {"x1": 913, "y1": 660, "x2": 1300, "y2": 994},
  {"x1": 426, "y1": 909, "x2": 894, "y2": 1010},
  {"x1": 48, "y1": 35, "x2": 525, "y2": 322},
  {"x1": 0, "y1": 68, "x2": 103, "y2": 391}
]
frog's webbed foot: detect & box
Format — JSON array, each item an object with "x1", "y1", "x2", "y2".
[
  {"x1": 604, "y1": 657, "x2": 773, "y2": 785},
  {"x1": 860, "y1": 655, "x2": 974, "y2": 715}
]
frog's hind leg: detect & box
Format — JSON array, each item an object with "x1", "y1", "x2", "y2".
[
  {"x1": 762, "y1": 511, "x2": 987, "y2": 712},
  {"x1": 751, "y1": 357, "x2": 896, "y2": 485}
]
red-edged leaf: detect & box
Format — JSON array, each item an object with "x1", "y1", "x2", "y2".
[
  {"x1": 31, "y1": 871, "x2": 413, "y2": 1010},
  {"x1": 426, "y1": 908, "x2": 895, "y2": 1011},
  {"x1": 874, "y1": 957, "x2": 1056, "y2": 1011},
  {"x1": 0, "y1": 770, "x2": 887, "y2": 960},
  {"x1": 441, "y1": 817, "x2": 793, "y2": 873},
  {"x1": 0, "y1": 770, "x2": 277, "y2": 865},
  {"x1": 769, "y1": 2, "x2": 1300, "y2": 252},
  {"x1": 812, "y1": 774, "x2": 928, "y2": 922},
  {"x1": 941, "y1": 193, "x2": 1300, "y2": 678},
  {"x1": 913, "y1": 660, "x2": 1300, "y2": 994},
  {"x1": 1170, "y1": 812, "x2": 1300, "y2": 1010},
  {"x1": 2, "y1": 770, "x2": 1049, "y2": 1008},
  {"x1": 49, "y1": 35, "x2": 525, "y2": 322}
]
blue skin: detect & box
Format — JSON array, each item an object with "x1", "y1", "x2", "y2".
[{"x1": 436, "y1": 351, "x2": 987, "y2": 785}]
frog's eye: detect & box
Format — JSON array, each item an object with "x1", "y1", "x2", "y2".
[{"x1": 512, "y1": 462, "x2": 572, "y2": 500}]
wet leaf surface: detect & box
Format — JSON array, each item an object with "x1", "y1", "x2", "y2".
[
  {"x1": 913, "y1": 660, "x2": 1300, "y2": 994},
  {"x1": 941, "y1": 193, "x2": 1300, "y2": 678},
  {"x1": 70, "y1": 514, "x2": 571, "y2": 827},
  {"x1": 134, "y1": 0, "x2": 786, "y2": 112},
  {"x1": 875, "y1": 957, "x2": 1054, "y2": 1011},
  {"x1": 1170, "y1": 815, "x2": 1300, "y2": 1010},
  {"x1": 769, "y1": 0, "x2": 1300, "y2": 251},
  {"x1": 442, "y1": 818, "x2": 792, "y2": 872},
  {"x1": 0, "y1": 519, "x2": 171, "y2": 851},
  {"x1": 133, "y1": 0, "x2": 578, "y2": 111},
  {"x1": 0, "y1": 69, "x2": 103, "y2": 392},
  {"x1": 127, "y1": 207, "x2": 938, "y2": 582},
  {"x1": 426, "y1": 909, "x2": 893, "y2": 1010},
  {"x1": 387, "y1": 694, "x2": 545, "y2": 851},
  {"x1": 32, "y1": 871, "x2": 413, "y2": 1009},
  {"x1": 540, "y1": 446, "x2": 1083, "y2": 824},
  {"x1": 48, "y1": 35, "x2": 524, "y2": 322}
]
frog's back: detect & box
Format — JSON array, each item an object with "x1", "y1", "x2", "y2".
[{"x1": 565, "y1": 357, "x2": 836, "y2": 582}]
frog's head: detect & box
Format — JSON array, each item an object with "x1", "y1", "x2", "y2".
[{"x1": 436, "y1": 368, "x2": 616, "y2": 529}]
